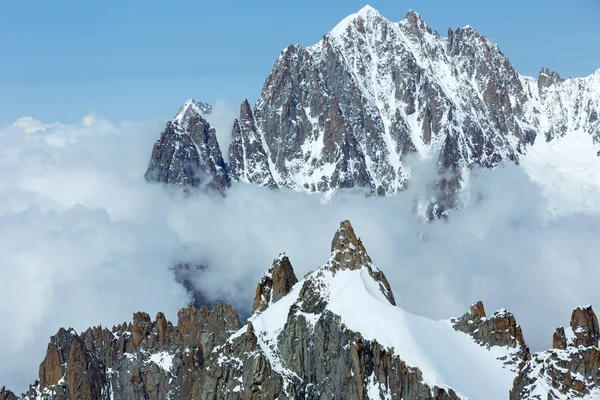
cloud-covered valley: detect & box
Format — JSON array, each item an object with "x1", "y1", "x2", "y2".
[{"x1": 1, "y1": 112, "x2": 600, "y2": 393}]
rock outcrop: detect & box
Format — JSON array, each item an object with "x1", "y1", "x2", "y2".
[
  {"x1": 538, "y1": 68, "x2": 563, "y2": 90},
  {"x1": 0, "y1": 387, "x2": 17, "y2": 400},
  {"x1": 451, "y1": 300, "x2": 530, "y2": 371},
  {"x1": 10, "y1": 302, "x2": 240, "y2": 400},
  {"x1": 511, "y1": 306, "x2": 600, "y2": 399},
  {"x1": 252, "y1": 253, "x2": 298, "y2": 314}
]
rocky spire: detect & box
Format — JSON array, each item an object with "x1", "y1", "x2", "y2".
[
  {"x1": 228, "y1": 99, "x2": 277, "y2": 187},
  {"x1": 252, "y1": 253, "x2": 298, "y2": 314},
  {"x1": 401, "y1": 9, "x2": 433, "y2": 36},
  {"x1": 570, "y1": 305, "x2": 599, "y2": 347},
  {"x1": 537, "y1": 68, "x2": 563, "y2": 90},
  {"x1": 327, "y1": 220, "x2": 396, "y2": 305},
  {"x1": 552, "y1": 305, "x2": 599, "y2": 350},
  {"x1": 177, "y1": 302, "x2": 241, "y2": 357}
]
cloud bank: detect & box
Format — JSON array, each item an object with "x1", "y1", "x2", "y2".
[{"x1": 1, "y1": 111, "x2": 600, "y2": 393}]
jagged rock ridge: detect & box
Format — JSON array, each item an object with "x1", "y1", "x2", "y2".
[
  {"x1": 4, "y1": 220, "x2": 542, "y2": 399},
  {"x1": 451, "y1": 300, "x2": 530, "y2": 372},
  {"x1": 146, "y1": 6, "x2": 600, "y2": 215},
  {"x1": 511, "y1": 306, "x2": 600, "y2": 399}
]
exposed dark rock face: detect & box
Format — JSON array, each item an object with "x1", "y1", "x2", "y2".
[
  {"x1": 451, "y1": 301, "x2": 530, "y2": 371},
  {"x1": 252, "y1": 253, "x2": 298, "y2": 314},
  {"x1": 0, "y1": 387, "x2": 17, "y2": 400},
  {"x1": 570, "y1": 305, "x2": 600, "y2": 348},
  {"x1": 228, "y1": 99, "x2": 277, "y2": 187},
  {"x1": 12, "y1": 302, "x2": 240, "y2": 400},
  {"x1": 144, "y1": 99, "x2": 229, "y2": 191},
  {"x1": 538, "y1": 68, "x2": 563, "y2": 90},
  {"x1": 511, "y1": 306, "x2": 600, "y2": 399}
]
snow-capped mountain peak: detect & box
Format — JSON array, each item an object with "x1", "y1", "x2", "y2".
[
  {"x1": 173, "y1": 98, "x2": 212, "y2": 129},
  {"x1": 329, "y1": 4, "x2": 383, "y2": 36}
]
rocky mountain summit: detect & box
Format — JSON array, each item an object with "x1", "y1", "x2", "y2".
[
  {"x1": 8, "y1": 220, "x2": 595, "y2": 399},
  {"x1": 145, "y1": 99, "x2": 229, "y2": 191},
  {"x1": 145, "y1": 6, "x2": 600, "y2": 215}
]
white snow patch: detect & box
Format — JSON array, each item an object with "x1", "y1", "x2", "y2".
[{"x1": 147, "y1": 351, "x2": 175, "y2": 372}]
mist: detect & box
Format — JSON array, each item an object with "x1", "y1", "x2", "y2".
[{"x1": 1, "y1": 111, "x2": 600, "y2": 394}]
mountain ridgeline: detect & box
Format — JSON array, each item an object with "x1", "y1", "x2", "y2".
[
  {"x1": 144, "y1": 6, "x2": 599, "y2": 215},
  {"x1": 3, "y1": 220, "x2": 599, "y2": 399}
]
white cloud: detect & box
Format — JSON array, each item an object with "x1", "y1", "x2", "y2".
[
  {"x1": 1, "y1": 112, "x2": 600, "y2": 393},
  {"x1": 11, "y1": 116, "x2": 58, "y2": 134},
  {"x1": 206, "y1": 99, "x2": 237, "y2": 162}
]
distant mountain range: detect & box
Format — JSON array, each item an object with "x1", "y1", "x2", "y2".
[{"x1": 145, "y1": 5, "x2": 599, "y2": 216}]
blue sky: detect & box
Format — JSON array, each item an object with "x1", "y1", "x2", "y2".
[{"x1": 0, "y1": 0, "x2": 598, "y2": 125}]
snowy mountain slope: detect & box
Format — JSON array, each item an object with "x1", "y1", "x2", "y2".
[{"x1": 248, "y1": 266, "x2": 516, "y2": 399}]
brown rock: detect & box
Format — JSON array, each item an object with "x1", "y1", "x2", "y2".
[
  {"x1": 329, "y1": 220, "x2": 396, "y2": 305},
  {"x1": 38, "y1": 340, "x2": 62, "y2": 387},
  {"x1": 452, "y1": 301, "x2": 529, "y2": 370},
  {"x1": 470, "y1": 301, "x2": 486, "y2": 320},
  {"x1": 176, "y1": 301, "x2": 241, "y2": 361},
  {"x1": 553, "y1": 326, "x2": 567, "y2": 350},
  {"x1": 252, "y1": 253, "x2": 298, "y2": 314},
  {"x1": 155, "y1": 312, "x2": 169, "y2": 346},
  {"x1": 66, "y1": 340, "x2": 103, "y2": 400},
  {"x1": 0, "y1": 387, "x2": 17, "y2": 400},
  {"x1": 511, "y1": 305, "x2": 600, "y2": 399},
  {"x1": 571, "y1": 305, "x2": 599, "y2": 347},
  {"x1": 131, "y1": 312, "x2": 152, "y2": 348}
]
